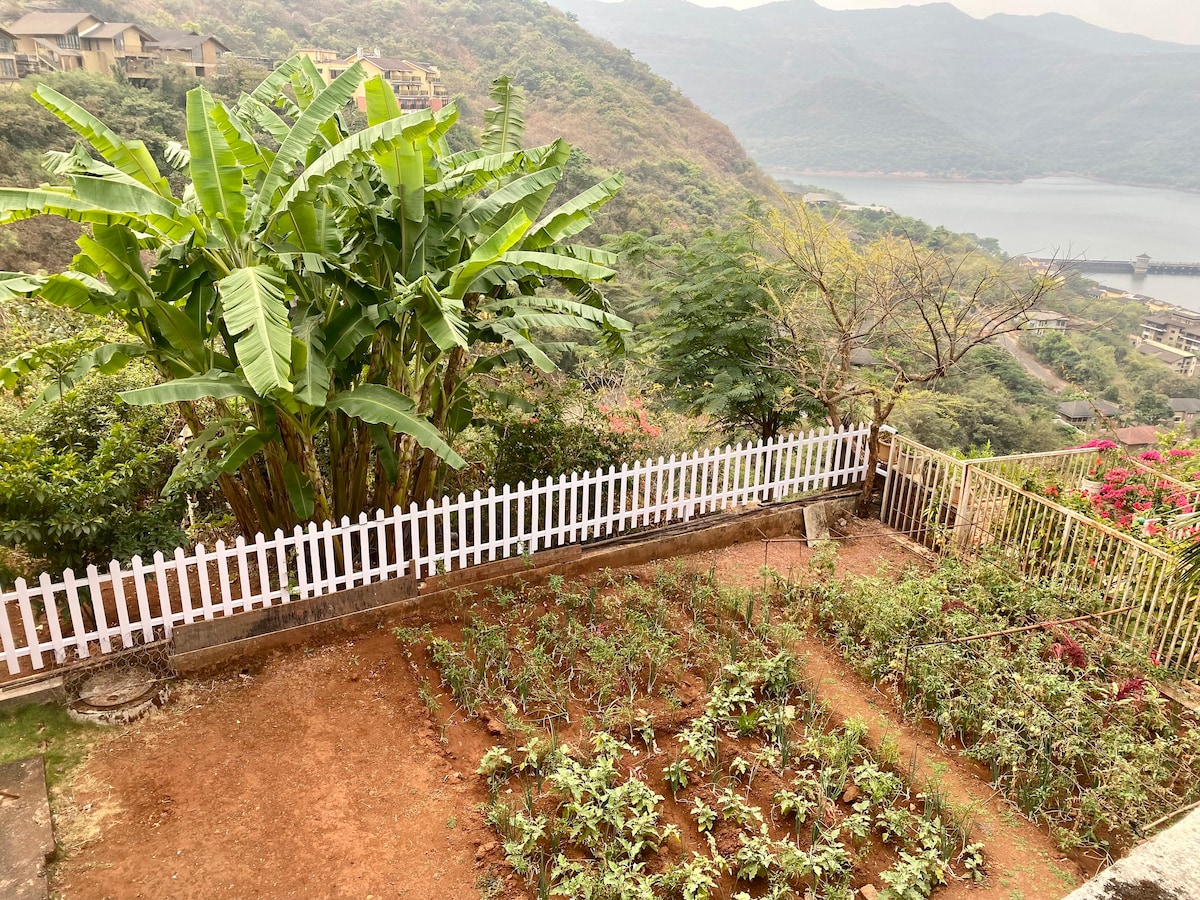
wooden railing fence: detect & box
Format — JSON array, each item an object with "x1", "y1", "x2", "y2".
[{"x1": 880, "y1": 434, "x2": 1199, "y2": 678}]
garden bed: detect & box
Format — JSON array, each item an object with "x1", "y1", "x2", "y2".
[
  {"x1": 804, "y1": 554, "x2": 1200, "y2": 859},
  {"x1": 43, "y1": 528, "x2": 1090, "y2": 899}
]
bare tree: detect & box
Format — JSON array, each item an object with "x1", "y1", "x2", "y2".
[{"x1": 754, "y1": 195, "x2": 1062, "y2": 510}]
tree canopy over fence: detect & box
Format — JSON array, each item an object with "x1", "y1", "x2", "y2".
[{"x1": 0, "y1": 62, "x2": 629, "y2": 537}]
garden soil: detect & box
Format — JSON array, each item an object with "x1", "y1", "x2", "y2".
[{"x1": 52, "y1": 520, "x2": 1088, "y2": 899}]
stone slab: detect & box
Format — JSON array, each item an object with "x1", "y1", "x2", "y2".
[
  {"x1": 1063, "y1": 808, "x2": 1200, "y2": 900},
  {"x1": 0, "y1": 757, "x2": 54, "y2": 900},
  {"x1": 0, "y1": 678, "x2": 65, "y2": 712},
  {"x1": 803, "y1": 497, "x2": 856, "y2": 546}
]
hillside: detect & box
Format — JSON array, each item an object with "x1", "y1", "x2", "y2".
[
  {"x1": 0, "y1": 0, "x2": 771, "y2": 264},
  {"x1": 554, "y1": 0, "x2": 1200, "y2": 188}
]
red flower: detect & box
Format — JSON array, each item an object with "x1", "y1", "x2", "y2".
[{"x1": 1115, "y1": 676, "x2": 1147, "y2": 701}]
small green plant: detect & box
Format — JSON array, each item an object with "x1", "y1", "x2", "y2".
[
  {"x1": 691, "y1": 798, "x2": 718, "y2": 833},
  {"x1": 663, "y1": 758, "x2": 692, "y2": 796},
  {"x1": 477, "y1": 746, "x2": 513, "y2": 792}
]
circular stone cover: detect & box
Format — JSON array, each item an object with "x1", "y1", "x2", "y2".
[{"x1": 69, "y1": 667, "x2": 167, "y2": 725}]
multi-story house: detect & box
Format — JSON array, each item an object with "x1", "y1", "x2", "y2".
[
  {"x1": 1141, "y1": 310, "x2": 1200, "y2": 354},
  {"x1": 80, "y1": 23, "x2": 157, "y2": 84},
  {"x1": 1135, "y1": 338, "x2": 1198, "y2": 377},
  {"x1": 298, "y1": 47, "x2": 449, "y2": 112},
  {"x1": 145, "y1": 30, "x2": 230, "y2": 78},
  {"x1": 3, "y1": 14, "x2": 230, "y2": 81},
  {"x1": 1022, "y1": 310, "x2": 1071, "y2": 335},
  {"x1": 0, "y1": 26, "x2": 18, "y2": 85},
  {"x1": 1169, "y1": 398, "x2": 1200, "y2": 430},
  {"x1": 6, "y1": 12, "x2": 105, "y2": 74}
]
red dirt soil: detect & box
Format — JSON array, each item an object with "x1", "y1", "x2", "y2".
[{"x1": 53, "y1": 520, "x2": 1088, "y2": 900}]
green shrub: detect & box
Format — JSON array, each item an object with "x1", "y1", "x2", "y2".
[
  {"x1": 0, "y1": 370, "x2": 183, "y2": 579},
  {"x1": 806, "y1": 557, "x2": 1200, "y2": 852},
  {"x1": 490, "y1": 403, "x2": 636, "y2": 487}
]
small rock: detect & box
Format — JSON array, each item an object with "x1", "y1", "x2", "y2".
[
  {"x1": 842, "y1": 783, "x2": 861, "y2": 804},
  {"x1": 860, "y1": 885, "x2": 880, "y2": 900},
  {"x1": 484, "y1": 716, "x2": 506, "y2": 736},
  {"x1": 475, "y1": 841, "x2": 498, "y2": 860}
]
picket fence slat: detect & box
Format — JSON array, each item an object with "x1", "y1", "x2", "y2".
[{"x1": 0, "y1": 426, "x2": 872, "y2": 676}]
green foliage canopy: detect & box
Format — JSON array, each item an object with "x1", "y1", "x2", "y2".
[
  {"x1": 0, "y1": 61, "x2": 629, "y2": 537},
  {"x1": 622, "y1": 222, "x2": 821, "y2": 440}
]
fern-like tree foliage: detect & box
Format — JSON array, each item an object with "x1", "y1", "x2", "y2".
[{"x1": 0, "y1": 61, "x2": 627, "y2": 534}]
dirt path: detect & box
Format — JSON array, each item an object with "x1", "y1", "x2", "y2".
[
  {"x1": 995, "y1": 333, "x2": 1069, "y2": 394},
  {"x1": 54, "y1": 632, "x2": 502, "y2": 900},
  {"x1": 793, "y1": 634, "x2": 1086, "y2": 899}
]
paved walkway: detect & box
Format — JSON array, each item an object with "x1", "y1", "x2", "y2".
[
  {"x1": 0, "y1": 757, "x2": 53, "y2": 900},
  {"x1": 996, "y1": 333, "x2": 1069, "y2": 393}
]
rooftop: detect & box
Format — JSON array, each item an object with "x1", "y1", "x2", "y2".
[
  {"x1": 81, "y1": 22, "x2": 152, "y2": 40},
  {"x1": 1057, "y1": 399, "x2": 1119, "y2": 419},
  {"x1": 1114, "y1": 425, "x2": 1161, "y2": 447},
  {"x1": 1138, "y1": 339, "x2": 1196, "y2": 364},
  {"x1": 146, "y1": 29, "x2": 230, "y2": 53},
  {"x1": 1170, "y1": 398, "x2": 1200, "y2": 414},
  {"x1": 6, "y1": 11, "x2": 96, "y2": 35},
  {"x1": 350, "y1": 53, "x2": 436, "y2": 74}
]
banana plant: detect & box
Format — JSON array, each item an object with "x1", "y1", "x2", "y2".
[{"x1": 0, "y1": 60, "x2": 628, "y2": 534}]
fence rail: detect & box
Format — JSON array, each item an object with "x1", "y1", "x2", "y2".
[
  {"x1": 0, "y1": 424, "x2": 871, "y2": 678},
  {"x1": 880, "y1": 434, "x2": 1200, "y2": 678}
]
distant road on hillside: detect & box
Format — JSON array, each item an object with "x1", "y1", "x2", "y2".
[{"x1": 996, "y1": 333, "x2": 1068, "y2": 393}]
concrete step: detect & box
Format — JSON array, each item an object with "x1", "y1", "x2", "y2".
[{"x1": 0, "y1": 757, "x2": 54, "y2": 900}]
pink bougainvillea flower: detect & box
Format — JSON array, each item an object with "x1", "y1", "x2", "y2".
[{"x1": 1140, "y1": 450, "x2": 1164, "y2": 462}]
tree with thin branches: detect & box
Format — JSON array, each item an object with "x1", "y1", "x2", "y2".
[{"x1": 753, "y1": 196, "x2": 1062, "y2": 509}]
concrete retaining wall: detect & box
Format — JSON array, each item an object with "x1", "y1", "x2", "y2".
[{"x1": 1062, "y1": 809, "x2": 1200, "y2": 900}]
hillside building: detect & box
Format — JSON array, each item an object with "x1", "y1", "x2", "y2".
[
  {"x1": 297, "y1": 47, "x2": 448, "y2": 112},
  {"x1": 1140, "y1": 310, "x2": 1200, "y2": 354},
  {"x1": 1022, "y1": 309, "x2": 1070, "y2": 334},
  {"x1": 2, "y1": 12, "x2": 229, "y2": 80},
  {"x1": 81, "y1": 23, "x2": 158, "y2": 84},
  {"x1": 145, "y1": 30, "x2": 230, "y2": 78},
  {"x1": 0, "y1": 26, "x2": 18, "y2": 85},
  {"x1": 1056, "y1": 399, "x2": 1120, "y2": 428},
  {"x1": 1169, "y1": 398, "x2": 1200, "y2": 429},
  {"x1": 5, "y1": 12, "x2": 101, "y2": 74},
  {"x1": 1135, "y1": 338, "x2": 1197, "y2": 377}
]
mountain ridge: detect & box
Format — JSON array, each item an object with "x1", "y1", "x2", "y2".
[
  {"x1": 554, "y1": 0, "x2": 1200, "y2": 188},
  {"x1": 0, "y1": 0, "x2": 772, "y2": 240}
]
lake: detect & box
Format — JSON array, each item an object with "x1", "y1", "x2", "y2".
[{"x1": 770, "y1": 174, "x2": 1200, "y2": 310}]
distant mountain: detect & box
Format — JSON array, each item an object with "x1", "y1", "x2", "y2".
[
  {"x1": 553, "y1": 0, "x2": 1200, "y2": 188},
  {"x1": 985, "y1": 13, "x2": 1194, "y2": 56},
  {"x1": 0, "y1": 0, "x2": 771, "y2": 236}
]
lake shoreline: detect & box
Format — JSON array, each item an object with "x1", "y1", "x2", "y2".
[
  {"x1": 763, "y1": 173, "x2": 1200, "y2": 310},
  {"x1": 768, "y1": 169, "x2": 1200, "y2": 196}
]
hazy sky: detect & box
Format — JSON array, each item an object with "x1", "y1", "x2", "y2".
[{"x1": 638, "y1": 1, "x2": 1200, "y2": 45}]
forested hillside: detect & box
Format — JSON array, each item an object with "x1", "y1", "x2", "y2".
[
  {"x1": 0, "y1": 0, "x2": 771, "y2": 276},
  {"x1": 555, "y1": 0, "x2": 1200, "y2": 188}
]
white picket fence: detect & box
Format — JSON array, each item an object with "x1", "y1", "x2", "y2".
[{"x1": 0, "y1": 424, "x2": 871, "y2": 677}]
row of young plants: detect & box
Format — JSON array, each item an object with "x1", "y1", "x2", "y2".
[
  {"x1": 795, "y1": 552, "x2": 1200, "y2": 854},
  {"x1": 396, "y1": 567, "x2": 985, "y2": 899}
]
